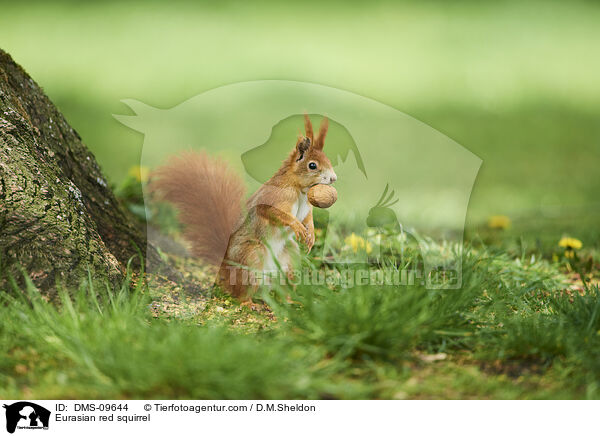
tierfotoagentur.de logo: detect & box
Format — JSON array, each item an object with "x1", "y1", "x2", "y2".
[{"x1": 2, "y1": 402, "x2": 50, "y2": 434}]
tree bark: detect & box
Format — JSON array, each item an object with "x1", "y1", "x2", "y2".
[{"x1": 0, "y1": 49, "x2": 157, "y2": 294}]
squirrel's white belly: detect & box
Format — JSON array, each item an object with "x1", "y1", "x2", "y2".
[
  {"x1": 262, "y1": 194, "x2": 308, "y2": 273},
  {"x1": 292, "y1": 193, "x2": 310, "y2": 222},
  {"x1": 263, "y1": 229, "x2": 288, "y2": 273}
]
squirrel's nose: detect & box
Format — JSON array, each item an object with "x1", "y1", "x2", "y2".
[{"x1": 330, "y1": 173, "x2": 337, "y2": 183}]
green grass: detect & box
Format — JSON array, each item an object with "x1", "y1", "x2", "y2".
[
  {"x1": 0, "y1": 272, "x2": 349, "y2": 399},
  {"x1": 1, "y1": 227, "x2": 599, "y2": 399},
  {"x1": 263, "y1": 260, "x2": 483, "y2": 360}
]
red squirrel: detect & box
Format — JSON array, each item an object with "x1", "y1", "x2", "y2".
[{"x1": 152, "y1": 115, "x2": 337, "y2": 299}]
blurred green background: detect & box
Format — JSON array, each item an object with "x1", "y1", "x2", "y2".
[{"x1": 2, "y1": 0, "x2": 599, "y2": 240}]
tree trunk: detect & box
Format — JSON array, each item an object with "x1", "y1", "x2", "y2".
[{"x1": 0, "y1": 49, "x2": 158, "y2": 295}]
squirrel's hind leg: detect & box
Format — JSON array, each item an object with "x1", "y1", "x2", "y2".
[{"x1": 219, "y1": 241, "x2": 267, "y2": 301}]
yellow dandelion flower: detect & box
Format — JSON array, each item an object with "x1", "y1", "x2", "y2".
[
  {"x1": 559, "y1": 237, "x2": 582, "y2": 260},
  {"x1": 558, "y1": 237, "x2": 582, "y2": 250},
  {"x1": 365, "y1": 241, "x2": 373, "y2": 254},
  {"x1": 345, "y1": 233, "x2": 362, "y2": 253},
  {"x1": 345, "y1": 233, "x2": 371, "y2": 253},
  {"x1": 487, "y1": 215, "x2": 511, "y2": 230},
  {"x1": 128, "y1": 165, "x2": 150, "y2": 183}
]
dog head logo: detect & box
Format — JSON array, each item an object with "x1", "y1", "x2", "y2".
[
  {"x1": 116, "y1": 80, "x2": 481, "y2": 289},
  {"x1": 3, "y1": 402, "x2": 50, "y2": 434}
]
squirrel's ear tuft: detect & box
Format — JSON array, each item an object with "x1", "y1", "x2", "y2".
[
  {"x1": 296, "y1": 136, "x2": 311, "y2": 161},
  {"x1": 314, "y1": 117, "x2": 329, "y2": 150},
  {"x1": 304, "y1": 114, "x2": 314, "y2": 142}
]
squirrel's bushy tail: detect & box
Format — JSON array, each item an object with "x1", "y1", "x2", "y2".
[{"x1": 151, "y1": 151, "x2": 245, "y2": 265}]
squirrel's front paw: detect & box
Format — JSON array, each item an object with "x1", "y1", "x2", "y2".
[{"x1": 292, "y1": 223, "x2": 309, "y2": 246}]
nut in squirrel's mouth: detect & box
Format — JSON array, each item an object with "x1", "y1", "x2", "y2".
[{"x1": 304, "y1": 182, "x2": 329, "y2": 194}]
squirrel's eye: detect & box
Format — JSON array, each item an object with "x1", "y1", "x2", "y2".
[{"x1": 308, "y1": 162, "x2": 317, "y2": 170}]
